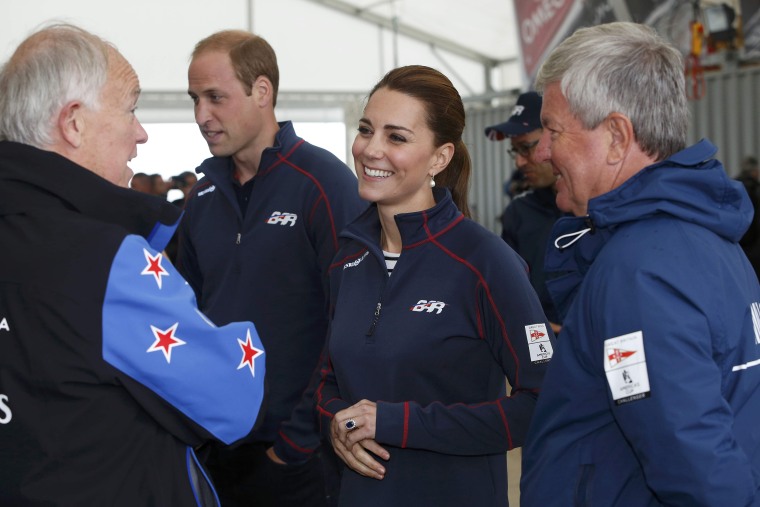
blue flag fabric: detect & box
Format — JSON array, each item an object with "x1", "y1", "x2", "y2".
[{"x1": 102, "y1": 234, "x2": 265, "y2": 445}]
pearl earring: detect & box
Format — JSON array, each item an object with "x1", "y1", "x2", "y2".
[{"x1": 430, "y1": 175, "x2": 436, "y2": 188}]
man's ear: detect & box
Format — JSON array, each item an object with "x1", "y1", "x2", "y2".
[
  {"x1": 606, "y1": 112, "x2": 634, "y2": 165},
  {"x1": 252, "y1": 76, "x2": 274, "y2": 108},
  {"x1": 58, "y1": 101, "x2": 85, "y2": 148}
]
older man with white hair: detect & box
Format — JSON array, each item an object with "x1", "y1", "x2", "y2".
[
  {"x1": 0, "y1": 23, "x2": 266, "y2": 506},
  {"x1": 521, "y1": 21, "x2": 760, "y2": 506}
]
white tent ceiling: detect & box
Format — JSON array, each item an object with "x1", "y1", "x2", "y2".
[
  {"x1": 1, "y1": 0, "x2": 524, "y2": 176},
  {"x1": 1, "y1": 0, "x2": 523, "y2": 112}
]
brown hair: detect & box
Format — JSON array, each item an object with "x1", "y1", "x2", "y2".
[
  {"x1": 192, "y1": 30, "x2": 279, "y2": 107},
  {"x1": 369, "y1": 65, "x2": 471, "y2": 217}
]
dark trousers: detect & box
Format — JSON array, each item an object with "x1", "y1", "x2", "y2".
[{"x1": 204, "y1": 441, "x2": 341, "y2": 507}]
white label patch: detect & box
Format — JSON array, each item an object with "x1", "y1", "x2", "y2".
[
  {"x1": 604, "y1": 331, "x2": 650, "y2": 405},
  {"x1": 525, "y1": 323, "x2": 552, "y2": 363}
]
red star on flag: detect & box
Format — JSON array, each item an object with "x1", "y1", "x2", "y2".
[
  {"x1": 141, "y1": 248, "x2": 169, "y2": 289},
  {"x1": 607, "y1": 348, "x2": 636, "y2": 367},
  {"x1": 238, "y1": 329, "x2": 264, "y2": 377},
  {"x1": 147, "y1": 322, "x2": 186, "y2": 363}
]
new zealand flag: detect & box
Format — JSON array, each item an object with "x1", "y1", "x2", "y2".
[{"x1": 102, "y1": 235, "x2": 265, "y2": 445}]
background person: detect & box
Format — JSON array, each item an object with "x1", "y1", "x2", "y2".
[
  {"x1": 315, "y1": 65, "x2": 555, "y2": 507},
  {"x1": 485, "y1": 91, "x2": 564, "y2": 333},
  {"x1": 171, "y1": 170, "x2": 199, "y2": 206},
  {"x1": 149, "y1": 172, "x2": 170, "y2": 199},
  {"x1": 520, "y1": 21, "x2": 760, "y2": 506},
  {"x1": 129, "y1": 171, "x2": 152, "y2": 193},
  {"x1": 0, "y1": 23, "x2": 266, "y2": 506},
  {"x1": 177, "y1": 29, "x2": 367, "y2": 507}
]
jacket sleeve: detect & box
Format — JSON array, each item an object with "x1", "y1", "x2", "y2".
[
  {"x1": 273, "y1": 165, "x2": 365, "y2": 463},
  {"x1": 313, "y1": 337, "x2": 352, "y2": 441},
  {"x1": 102, "y1": 235, "x2": 266, "y2": 447},
  {"x1": 375, "y1": 246, "x2": 555, "y2": 455},
  {"x1": 594, "y1": 258, "x2": 759, "y2": 506},
  {"x1": 272, "y1": 350, "x2": 327, "y2": 463},
  {"x1": 314, "y1": 264, "x2": 352, "y2": 444}
]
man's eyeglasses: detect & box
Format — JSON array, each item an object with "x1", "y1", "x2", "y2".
[{"x1": 507, "y1": 140, "x2": 539, "y2": 160}]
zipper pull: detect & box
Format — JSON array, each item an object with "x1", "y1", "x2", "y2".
[
  {"x1": 366, "y1": 301, "x2": 382, "y2": 336},
  {"x1": 236, "y1": 233, "x2": 241, "y2": 245}
]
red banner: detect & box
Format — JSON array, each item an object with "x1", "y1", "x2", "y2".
[
  {"x1": 513, "y1": 0, "x2": 728, "y2": 81},
  {"x1": 514, "y1": 0, "x2": 583, "y2": 79}
]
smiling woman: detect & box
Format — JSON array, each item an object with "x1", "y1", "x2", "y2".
[{"x1": 314, "y1": 65, "x2": 556, "y2": 507}]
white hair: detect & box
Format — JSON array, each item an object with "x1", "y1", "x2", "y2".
[
  {"x1": 536, "y1": 22, "x2": 688, "y2": 160},
  {"x1": 0, "y1": 23, "x2": 110, "y2": 148}
]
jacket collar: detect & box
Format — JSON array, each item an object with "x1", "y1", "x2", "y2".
[
  {"x1": 193, "y1": 121, "x2": 302, "y2": 214},
  {"x1": 197, "y1": 120, "x2": 299, "y2": 183},
  {"x1": 0, "y1": 141, "x2": 181, "y2": 252},
  {"x1": 342, "y1": 188, "x2": 464, "y2": 252},
  {"x1": 395, "y1": 188, "x2": 464, "y2": 249},
  {"x1": 543, "y1": 139, "x2": 750, "y2": 321}
]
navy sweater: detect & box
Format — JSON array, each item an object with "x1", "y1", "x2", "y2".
[
  {"x1": 177, "y1": 121, "x2": 367, "y2": 462},
  {"x1": 316, "y1": 189, "x2": 555, "y2": 506}
]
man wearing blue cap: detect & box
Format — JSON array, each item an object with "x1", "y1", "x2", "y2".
[{"x1": 485, "y1": 91, "x2": 563, "y2": 333}]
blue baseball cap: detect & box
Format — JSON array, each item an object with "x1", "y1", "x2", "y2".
[{"x1": 485, "y1": 91, "x2": 543, "y2": 141}]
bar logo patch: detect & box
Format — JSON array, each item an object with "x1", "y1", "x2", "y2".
[
  {"x1": 525, "y1": 323, "x2": 552, "y2": 363},
  {"x1": 604, "y1": 331, "x2": 650, "y2": 405}
]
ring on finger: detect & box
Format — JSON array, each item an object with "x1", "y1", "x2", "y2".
[{"x1": 345, "y1": 418, "x2": 358, "y2": 431}]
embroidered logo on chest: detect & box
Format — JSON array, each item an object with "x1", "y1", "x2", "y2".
[
  {"x1": 410, "y1": 300, "x2": 446, "y2": 314},
  {"x1": 266, "y1": 211, "x2": 298, "y2": 227}
]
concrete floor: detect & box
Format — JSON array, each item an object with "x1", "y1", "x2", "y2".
[{"x1": 508, "y1": 448, "x2": 521, "y2": 506}]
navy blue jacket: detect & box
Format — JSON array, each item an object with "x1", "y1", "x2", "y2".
[
  {"x1": 177, "y1": 121, "x2": 366, "y2": 463},
  {"x1": 501, "y1": 186, "x2": 564, "y2": 324},
  {"x1": 0, "y1": 141, "x2": 265, "y2": 506},
  {"x1": 316, "y1": 189, "x2": 555, "y2": 506},
  {"x1": 521, "y1": 140, "x2": 760, "y2": 506}
]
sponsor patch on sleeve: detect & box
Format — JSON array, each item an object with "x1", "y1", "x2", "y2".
[
  {"x1": 525, "y1": 323, "x2": 553, "y2": 363},
  {"x1": 604, "y1": 331, "x2": 650, "y2": 405}
]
